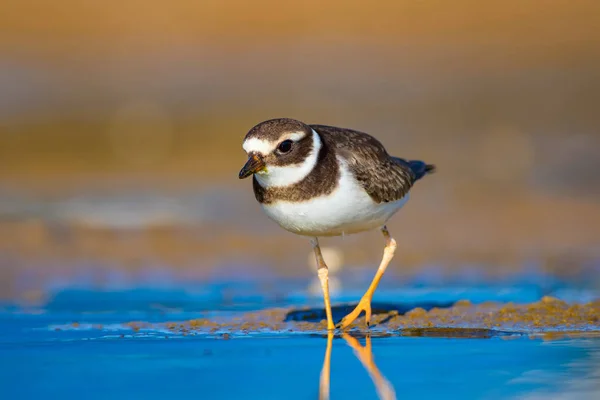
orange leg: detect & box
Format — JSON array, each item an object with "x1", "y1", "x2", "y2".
[
  {"x1": 311, "y1": 238, "x2": 335, "y2": 331},
  {"x1": 338, "y1": 226, "x2": 397, "y2": 329}
]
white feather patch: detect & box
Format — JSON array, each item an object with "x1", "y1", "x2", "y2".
[
  {"x1": 282, "y1": 131, "x2": 307, "y2": 142},
  {"x1": 243, "y1": 138, "x2": 275, "y2": 155}
]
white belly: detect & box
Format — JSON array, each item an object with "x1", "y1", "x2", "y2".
[{"x1": 260, "y1": 158, "x2": 409, "y2": 237}]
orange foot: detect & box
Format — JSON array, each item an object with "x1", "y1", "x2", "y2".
[{"x1": 337, "y1": 296, "x2": 372, "y2": 329}]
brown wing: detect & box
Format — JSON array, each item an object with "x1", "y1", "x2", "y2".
[{"x1": 311, "y1": 124, "x2": 416, "y2": 203}]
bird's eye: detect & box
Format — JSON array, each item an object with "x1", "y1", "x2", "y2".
[{"x1": 277, "y1": 140, "x2": 293, "y2": 153}]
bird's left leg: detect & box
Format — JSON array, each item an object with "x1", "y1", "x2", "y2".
[
  {"x1": 311, "y1": 238, "x2": 335, "y2": 331},
  {"x1": 338, "y1": 226, "x2": 397, "y2": 329}
]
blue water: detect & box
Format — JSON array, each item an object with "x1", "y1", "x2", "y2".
[
  {"x1": 2, "y1": 317, "x2": 599, "y2": 399},
  {"x1": 2, "y1": 278, "x2": 599, "y2": 399}
]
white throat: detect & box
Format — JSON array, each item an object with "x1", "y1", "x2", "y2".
[{"x1": 255, "y1": 129, "x2": 322, "y2": 188}]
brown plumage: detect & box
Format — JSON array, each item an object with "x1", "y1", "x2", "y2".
[
  {"x1": 249, "y1": 120, "x2": 435, "y2": 204},
  {"x1": 311, "y1": 124, "x2": 433, "y2": 203}
]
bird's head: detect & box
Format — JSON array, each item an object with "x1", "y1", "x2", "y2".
[{"x1": 239, "y1": 118, "x2": 322, "y2": 188}]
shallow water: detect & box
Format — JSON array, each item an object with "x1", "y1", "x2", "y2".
[
  {"x1": 2, "y1": 281, "x2": 599, "y2": 400},
  {"x1": 3, "y1": 328, "x2": 600, "y2": 400}
]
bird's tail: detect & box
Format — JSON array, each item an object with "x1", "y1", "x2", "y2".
[{"x1": 393, "y1": 158, "x2": 436, "y2": 181}]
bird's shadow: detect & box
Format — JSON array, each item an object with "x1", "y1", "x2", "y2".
[{"x1": 284, "y1": 300, "x2": 455, "y2": 325}]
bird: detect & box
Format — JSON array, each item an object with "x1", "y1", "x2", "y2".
[{"x1": 238, "y1": 118, "x2": 435, "y2": 330}]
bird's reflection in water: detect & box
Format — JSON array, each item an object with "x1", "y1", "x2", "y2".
[
  {"x1": 319, "y1": 332, "x2": 334, "y2": 400},
  {"x1": 319, "y1": 332, "x2": 397, "y2": 400}
]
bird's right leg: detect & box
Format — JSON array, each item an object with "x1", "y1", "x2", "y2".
[
  {"x1": 311, "y1": 238, "x2": 335, "y2": 331},
  {"x1": 338, "y1": 226, "x2": 397, "y2": 329}
]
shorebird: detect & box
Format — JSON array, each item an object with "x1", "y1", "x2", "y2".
[{"x1": 238, "y1": 118, "x2": 435, "y2": 330}]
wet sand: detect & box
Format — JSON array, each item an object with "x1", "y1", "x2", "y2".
[{"x1": 100, "y1": 297, "x2": 600, "y2": 338}]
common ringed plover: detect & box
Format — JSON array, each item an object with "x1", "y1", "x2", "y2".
[{"x1": 238, "y1": 118, "x2": 435, "y2": 330}]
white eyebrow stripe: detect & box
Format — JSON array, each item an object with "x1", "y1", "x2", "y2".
[
  {"x1": 281, "y1": 131, "x2": 306, "y2": 142},
  {"x1": 243, "y1": 138, "x2": 275, "y2": 155},
  {"x1": 242, "y1": 131, "x2": 307, "y2": 155}
]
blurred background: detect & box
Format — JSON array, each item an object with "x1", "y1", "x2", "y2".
[{"x1": 1, "y1": 0, "x2": 599, "y2": 306}]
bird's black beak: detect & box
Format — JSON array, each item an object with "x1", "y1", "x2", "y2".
[{"x1": 239, "y1": 153, "x2": 266, "y2": 179}]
